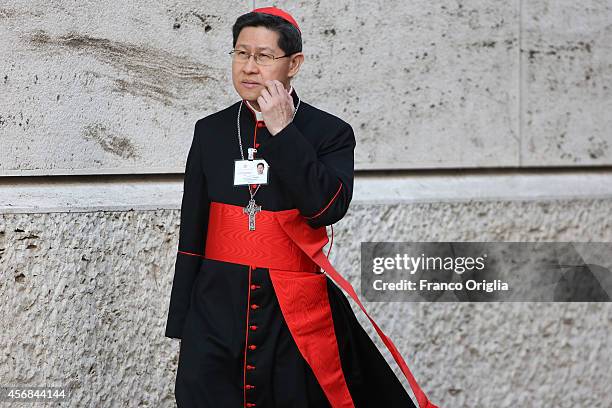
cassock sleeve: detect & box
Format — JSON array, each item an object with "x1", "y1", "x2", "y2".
[
  {"x1": 257, "y1": 120, "x2": 356, "y2": 229},
  {"x1": 165, "y1": 119, "x2": 210, "y2": 340}
]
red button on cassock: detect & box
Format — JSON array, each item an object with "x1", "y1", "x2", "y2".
[
  {"x1": 249, "y1": 325, "x2": 258, "y2": 331},
  {"x1": 248, "y1": 344, "x2": 257, "y2": 350},
  {"x1": 246, "y1": 364, "x2": 256, "y2": 370},
  {"x1": 250, "y1": 304, "x2": 259, "y2": 310},
  {"x1": 247, "y1": 403, "x2": 257, "y2": 407},
  {"x1": 245, "y1": 384, "x2": 255, "y2": 390},
  {"x1": 250, "y1": 284, "x2": 260, "y2": 290}
]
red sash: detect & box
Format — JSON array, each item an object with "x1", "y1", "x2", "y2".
[{"x1": 205, "y1": 201, "x2": 437, "y2": 408}]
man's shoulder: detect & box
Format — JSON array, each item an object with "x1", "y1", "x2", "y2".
[
  {"x1": 300, "y1": 101, "x2": 352, "y2": 131},
  {"x1": 295, "y1": 101, "x2": 356, "y2": 150},
  {"x1": 297, "y1": 102, "x2": 355, "y2": 152}
]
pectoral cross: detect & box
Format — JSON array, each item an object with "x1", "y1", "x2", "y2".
[{"x1": 243, "y1": 198, "x2": 261, "y2": 231}]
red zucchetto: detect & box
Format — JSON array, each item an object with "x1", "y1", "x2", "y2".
[{"x1": 251, "y1": 6, "x2": 301, "y2": 34}]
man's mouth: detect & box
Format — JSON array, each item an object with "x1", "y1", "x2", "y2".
[{"x1": 242, "y1": 81, "x2": 260, "y2": 89}]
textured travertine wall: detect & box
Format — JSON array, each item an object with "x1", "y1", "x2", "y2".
[{"x1": 1, "y1": 198, "x2": 611, "y2": 407}]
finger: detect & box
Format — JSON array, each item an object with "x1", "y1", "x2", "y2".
[
  {"x1": 260, "y1": 87, "x2": 272, "y2": 100},
  {"x1": 264, "y1": 80, "x2": 278, "y2": 97},
  {"x1": 271, "y1": 81, "x2": 289, "y2": 105},
  {"x1": 260, "y1": 88, "x2": 272, "y2": 104},
  {"x1": 272, "y1": 80, "x2": 285, "y2": 97},
  {"x1": 257, "y1": 95, "x2": 267, "y2": 109}
]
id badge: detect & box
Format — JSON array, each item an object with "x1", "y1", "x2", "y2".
[{"x1": 233, "y1": 159, "x2": 270, "y2": 186}]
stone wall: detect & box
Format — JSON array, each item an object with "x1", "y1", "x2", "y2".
[{"x1": 1, "y1": 1, "x2": 611, "y2": 407}]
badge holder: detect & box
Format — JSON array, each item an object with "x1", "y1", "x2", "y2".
[{"x1": 233, "y1": 148, "x2": 270, "y2": 186}]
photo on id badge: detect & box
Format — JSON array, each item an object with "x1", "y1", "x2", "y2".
[{"x1": 233, "y1": 158, "x2": 270, "y2": 185}]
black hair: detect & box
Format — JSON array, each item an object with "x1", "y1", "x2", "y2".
[
  {"x1": 232, "y1": 12, "x2": 302, "y2": 55},
  {"x1": 257, "y1": 162, "x2": 264, "y2": 168}
]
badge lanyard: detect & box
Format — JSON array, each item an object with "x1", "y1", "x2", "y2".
[{"x1": 236, "y1": 96, "x2": 301, "y2": 230}]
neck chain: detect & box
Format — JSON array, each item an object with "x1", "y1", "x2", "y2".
[
  {"x1": 236, "y1": 96, "x2": 301, "y2": 199},
  {"x1": 236, "y1": 94, "x2": 300, "y2": 230}
]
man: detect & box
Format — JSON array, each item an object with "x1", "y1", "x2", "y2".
[
  {"x1": 256, "y1": 162, "x2": 264, "y2": 175},
  {"x1": 165, "y1": 6, "x2": 437, "y2": 408}
]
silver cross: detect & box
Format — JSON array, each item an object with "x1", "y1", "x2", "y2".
[{"x1": 243, "y1": 198, "x2": 261, "y2": 231}]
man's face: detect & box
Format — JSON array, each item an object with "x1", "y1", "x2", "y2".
[
  {"x1": 257, "y1": 164, "x2": 264, "y2": 174},
  {"x1": 231, "y1": 26, "x2": 302, "y2": 103}
]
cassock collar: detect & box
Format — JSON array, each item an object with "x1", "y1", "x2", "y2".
[{"x1": 243, "y1": 85, "x2": 299, "y2": 123}]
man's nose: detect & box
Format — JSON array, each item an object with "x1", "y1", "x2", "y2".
[{"x1": 242, "y1": 55, "x2": 259, "y2": 73}]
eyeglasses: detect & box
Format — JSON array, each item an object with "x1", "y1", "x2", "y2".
[{"x1": 229, "y1": 49, "x2": 292, "y2": 66}]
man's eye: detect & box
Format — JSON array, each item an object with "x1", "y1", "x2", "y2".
[
  {"x1": 237, "y1": 51, "x2": 248, "y2": 56},
  {"x1": 258, "y1": 53, "x2": 274, "y2": 61}
]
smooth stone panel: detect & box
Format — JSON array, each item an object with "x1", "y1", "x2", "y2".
[
  {"x1": 256, "y1": 0, "x2": 520, "y2": 169},
  {"x1": 0, "y1": 1, "x2": 246, "y2": 176},
  {"x1": 521, "y1": 0, "x2": 612, "y2": 166}
]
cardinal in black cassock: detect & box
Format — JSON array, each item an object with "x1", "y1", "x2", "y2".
[{"x1": 164, "y1": 6, "x2": 437, "y2": 408}]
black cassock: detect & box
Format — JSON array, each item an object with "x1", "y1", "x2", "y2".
[{"x1": 164, "y1": 87, "x2": 418, "y2": 408}]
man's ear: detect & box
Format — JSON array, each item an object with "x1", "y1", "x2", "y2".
[{"x1": 288, "y1": 52, "x2": 304, "y2": 78}]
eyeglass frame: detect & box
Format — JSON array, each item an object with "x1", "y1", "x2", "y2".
[{"x1": 228, "y1": 49, "x2": 295, "y2": 66}]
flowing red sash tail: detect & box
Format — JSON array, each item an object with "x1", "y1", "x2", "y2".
[{"x1": 274, "y1": 209, "x2": 438, "y2": 408}]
